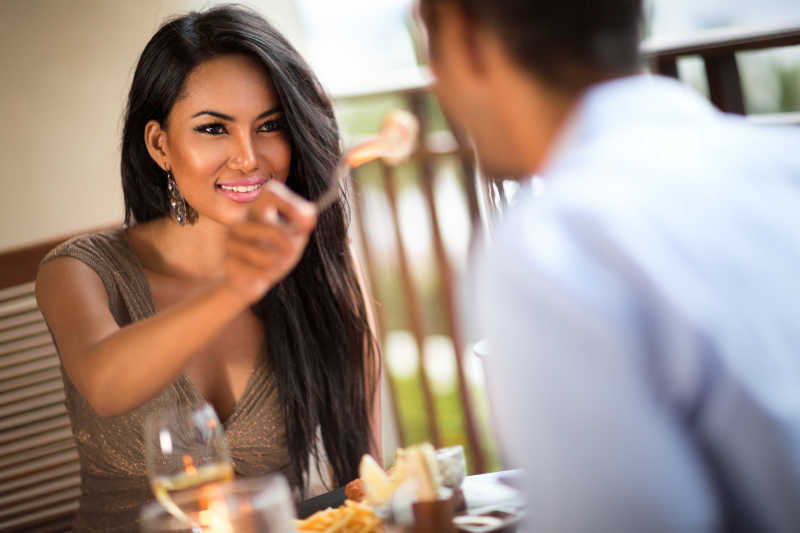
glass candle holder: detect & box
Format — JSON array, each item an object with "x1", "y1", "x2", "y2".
[
  {"x1": 140, "y1": 475, "x2": 296, "y2": 533},
  {"x1": 436, "y1": 445, "x2": 466, "y2": 490}
]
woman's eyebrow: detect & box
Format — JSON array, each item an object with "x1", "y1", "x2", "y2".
[
  {"x1": 191, "y1": 110, "x2": 234, "y2": 120},
  {"x1": 191, "y1": 106, "x2": 282, "y2": 121},
  {"x1": 255, "y1": 106, "x2": 282, "y2": 120}
]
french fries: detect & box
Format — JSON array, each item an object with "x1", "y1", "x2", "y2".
[{"x1": 295, "y1": 500, "x2": 382, "y2": 533}]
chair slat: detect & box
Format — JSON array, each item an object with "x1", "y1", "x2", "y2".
[
  {"x1": 0, "y1": 320, "x2": 49, "y2": 344},
  {"x1": 0, "y1": 416, "x2": 71, "y2": 446},
  {"x1": 0, "y1": 403, "x2": 69, "y2": 432},
  {"x1": 0, "y1": 343, "x2": 58, "y2": 372},
  {"x1": 0, "y1": 355, "x2": 59, "y2": 381},
  {"x1": 0, "y1": 379, "x2": 64, "y2": 407},
  {"x1": 21, "y1": 516, "x2": 75, "y2": 533},
  {"x1": 1, "y1": 463, "x2": 79, "y2": 494},
  {"x1": 0, "y1": 345, "x2": 58, "y2": 373},
  {"x1": 0, "y1": 309, "x2": 43, "y2": 333},
  {"x1": 0, "y1": 295, "x2": 38, "y2": 319},
  {"x1": 0, "y1": 282, "x2": 35, "y2": 303},
  {"x1": 0, "y1": 367, "x2": 62, "y2": 394},
  {"x1": 0, "y1": 390, "x2": 66, "y2": 421},
  {"x1": 0, "y1": 490, "x2": 81, "y2": 528},
  {"x1": 0, "y1": 333, "x2": 54, "y2": 358},
  {"x1": 0, "y1": 439, "x2": 76, "y2": 471},
  {"x1": 0, "y1": 448, "x2": 78, "y2": 483},
  {"x1": 0, "y1": 473, "x2": 81, "y2": 508},
  {"x1": 0, "y1": 428, "x2": 75, "y2": 463},
  {"x1": 0, "y1": 281, "x2": 79, "y2": 531}
]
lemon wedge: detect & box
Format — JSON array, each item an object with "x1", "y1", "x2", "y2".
[
  {"x1": 401, "y1": 443, "x2": 440, "y2": 501},
  {"x1": 359, "y1": 454, "x2": 394, "y2": 506}
]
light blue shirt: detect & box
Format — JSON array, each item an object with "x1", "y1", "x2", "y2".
[{"x1": 474, "y1": 75, "x2": 800, "y2": 532}]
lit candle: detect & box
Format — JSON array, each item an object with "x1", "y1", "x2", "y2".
[
  {"x1": 197, "y1": 486, "x2": 234, "y2": 533},
  {"x1": 197, "y1": 500, "x2": 234, "y2": 533}
]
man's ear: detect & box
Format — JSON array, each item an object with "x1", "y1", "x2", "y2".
[{"x1": 144, "y1": 120, "x2": 169, "y2": 170}]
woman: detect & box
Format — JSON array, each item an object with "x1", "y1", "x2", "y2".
[{"x1": 36, "y1": 5, "x2": 380, "y2": 531}]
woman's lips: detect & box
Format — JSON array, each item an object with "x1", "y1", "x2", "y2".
[{"x1": 216, "y1": 180, "x2": 266, "y2": 203}]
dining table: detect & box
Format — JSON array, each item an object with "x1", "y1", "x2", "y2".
[{"x1": 296, "y1": 469, "x2": 525, "y2": 532}]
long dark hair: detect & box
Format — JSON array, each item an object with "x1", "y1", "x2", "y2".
[{"x1": 121, "y1": 4, "x2": 379, "y2": 492}]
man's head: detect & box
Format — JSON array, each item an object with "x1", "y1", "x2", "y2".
[{"x1": 418, "y1": 0, "x2": 643, "y2": 177}]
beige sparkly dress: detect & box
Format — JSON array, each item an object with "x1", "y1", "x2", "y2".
[{"x1": 42, "y1": 228, "x2": 327, "y2": 533}]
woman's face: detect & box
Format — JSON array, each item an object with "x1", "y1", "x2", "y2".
[{"x1": 148, "y1": 54, "x2": 292, "y2": 226}]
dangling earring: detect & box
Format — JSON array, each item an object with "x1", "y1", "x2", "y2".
[{"x1": 166, "y1": 170, "x2": 188, "y2": 226}]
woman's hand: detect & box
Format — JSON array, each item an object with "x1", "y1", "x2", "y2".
[{"x1": 223, "y1": 180, "x2": 318, "y2": 306}]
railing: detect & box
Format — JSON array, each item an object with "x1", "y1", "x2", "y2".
[
  {"x1": 643, "y1": 23, "x2": 800, "y2": 118},
  {"x1": 334, "y1": 70, "x2": 490, "y2": 473}
]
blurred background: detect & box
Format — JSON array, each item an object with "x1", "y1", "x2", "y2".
[{"x1": 1, "y1": 0, "x2": 799, "y2": 476}]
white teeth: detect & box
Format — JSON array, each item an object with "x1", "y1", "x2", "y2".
[{"x1": 219, "y1": 183, "x2": 261, "y2": 193}]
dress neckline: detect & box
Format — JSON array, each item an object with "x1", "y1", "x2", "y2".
[{"x1": 111, "y1": 226, "x2": 267, "y2": 428}]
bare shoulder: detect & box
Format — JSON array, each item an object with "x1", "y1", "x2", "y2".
[
  {"x1": 37, "y1": 250, "x2": 111, "y2": 304},
  {"x1": 36, "y1": 255, "x2": 119, "y2": 364}
]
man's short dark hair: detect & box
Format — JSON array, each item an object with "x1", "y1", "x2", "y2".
[{"x1": 420, "y1": 0, "x2": 643, "y2": 91}]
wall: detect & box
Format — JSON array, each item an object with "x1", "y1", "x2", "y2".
[
  {"x1": 0, "y1": 0, "x2": 401, "y2": 464},
  {"x1": 0, "y1": 0, "x2": 305, "y2": 251}
]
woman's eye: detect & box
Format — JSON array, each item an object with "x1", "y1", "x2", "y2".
[
  {"x1": 194, "y1": 123, "x2": 227, "y2": 135},
  {"x1": 259, "y1": 118, "x2": 286, "y2": 133}
]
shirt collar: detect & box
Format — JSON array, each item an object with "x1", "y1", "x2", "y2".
[{"x1": 541, "y1": 74, "x2": 718, "y2": 179}]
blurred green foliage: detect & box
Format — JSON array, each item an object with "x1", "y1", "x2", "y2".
[{"x1": 391, "y1": 372, "x2": 502, "y2": 475}]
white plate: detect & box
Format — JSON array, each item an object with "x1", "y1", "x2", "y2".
[{"x1": 461, "y1": 472, "x2": 524, "y2": 511}]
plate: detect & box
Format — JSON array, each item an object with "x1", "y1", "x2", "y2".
[
  {"x1": 455, "y1": 505, "x2": 524, "y2": 533},
  {"x1": 461, "y1": 472, "x2": 524, "y2": 510},
  {"x1": 455, "y1": 471, "x2": 524, "y2": 532},
  {"x1": 296, "y1": 486, "x2": 346, "y2": 519}
]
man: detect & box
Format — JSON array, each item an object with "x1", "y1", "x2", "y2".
[{"x1": 418, "y1": 1, "x2": 800, "y2": 531}]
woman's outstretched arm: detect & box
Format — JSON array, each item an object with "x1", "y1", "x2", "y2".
[{"x1": 37, "y1": 181, "x2": 316, "y2": 417}]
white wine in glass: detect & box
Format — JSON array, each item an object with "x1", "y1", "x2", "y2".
[{"x1": 145, "y1": 402, "x2": 234, "y2": 526}]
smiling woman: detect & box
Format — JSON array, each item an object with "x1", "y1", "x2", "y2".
[
  {"x1": 144, "y1": 55, "x2": 292, "y2": 222},
  {"x1": 34, "y1": 5, "x2": 380, "y2": 533}
]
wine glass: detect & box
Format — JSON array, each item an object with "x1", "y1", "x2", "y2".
[{"x1": 144, "y1": 402, "x2": 234, "y2": 528}]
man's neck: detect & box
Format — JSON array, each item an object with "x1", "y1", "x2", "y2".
[
  {"x1": 502, "y1": 73, "x2": 580, "y2": 176},
  {"x1": 479, "y1": 30, "x2": 582, "y2": 177}
]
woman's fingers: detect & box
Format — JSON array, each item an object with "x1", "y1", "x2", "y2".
[
  {"x1": 226, "y1": 238, "x2": 283, "y2": 270},
  {"x1": 248, "y1": 180, "x2": 317, "y2": 233},
  {"x1": 222, "y1": 181, "x2": 317, "y2": 304},
  {"x1": 229, "y1": 220, "x2": 294, "y2": 250}
]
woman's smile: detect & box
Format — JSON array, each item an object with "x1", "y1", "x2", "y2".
[
  {"x1": 216, "y1": 176, "x2": 268, "y2": 203},
  {"x1": 149, "y1": 54, "x2": 293, "y2": 226}
]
